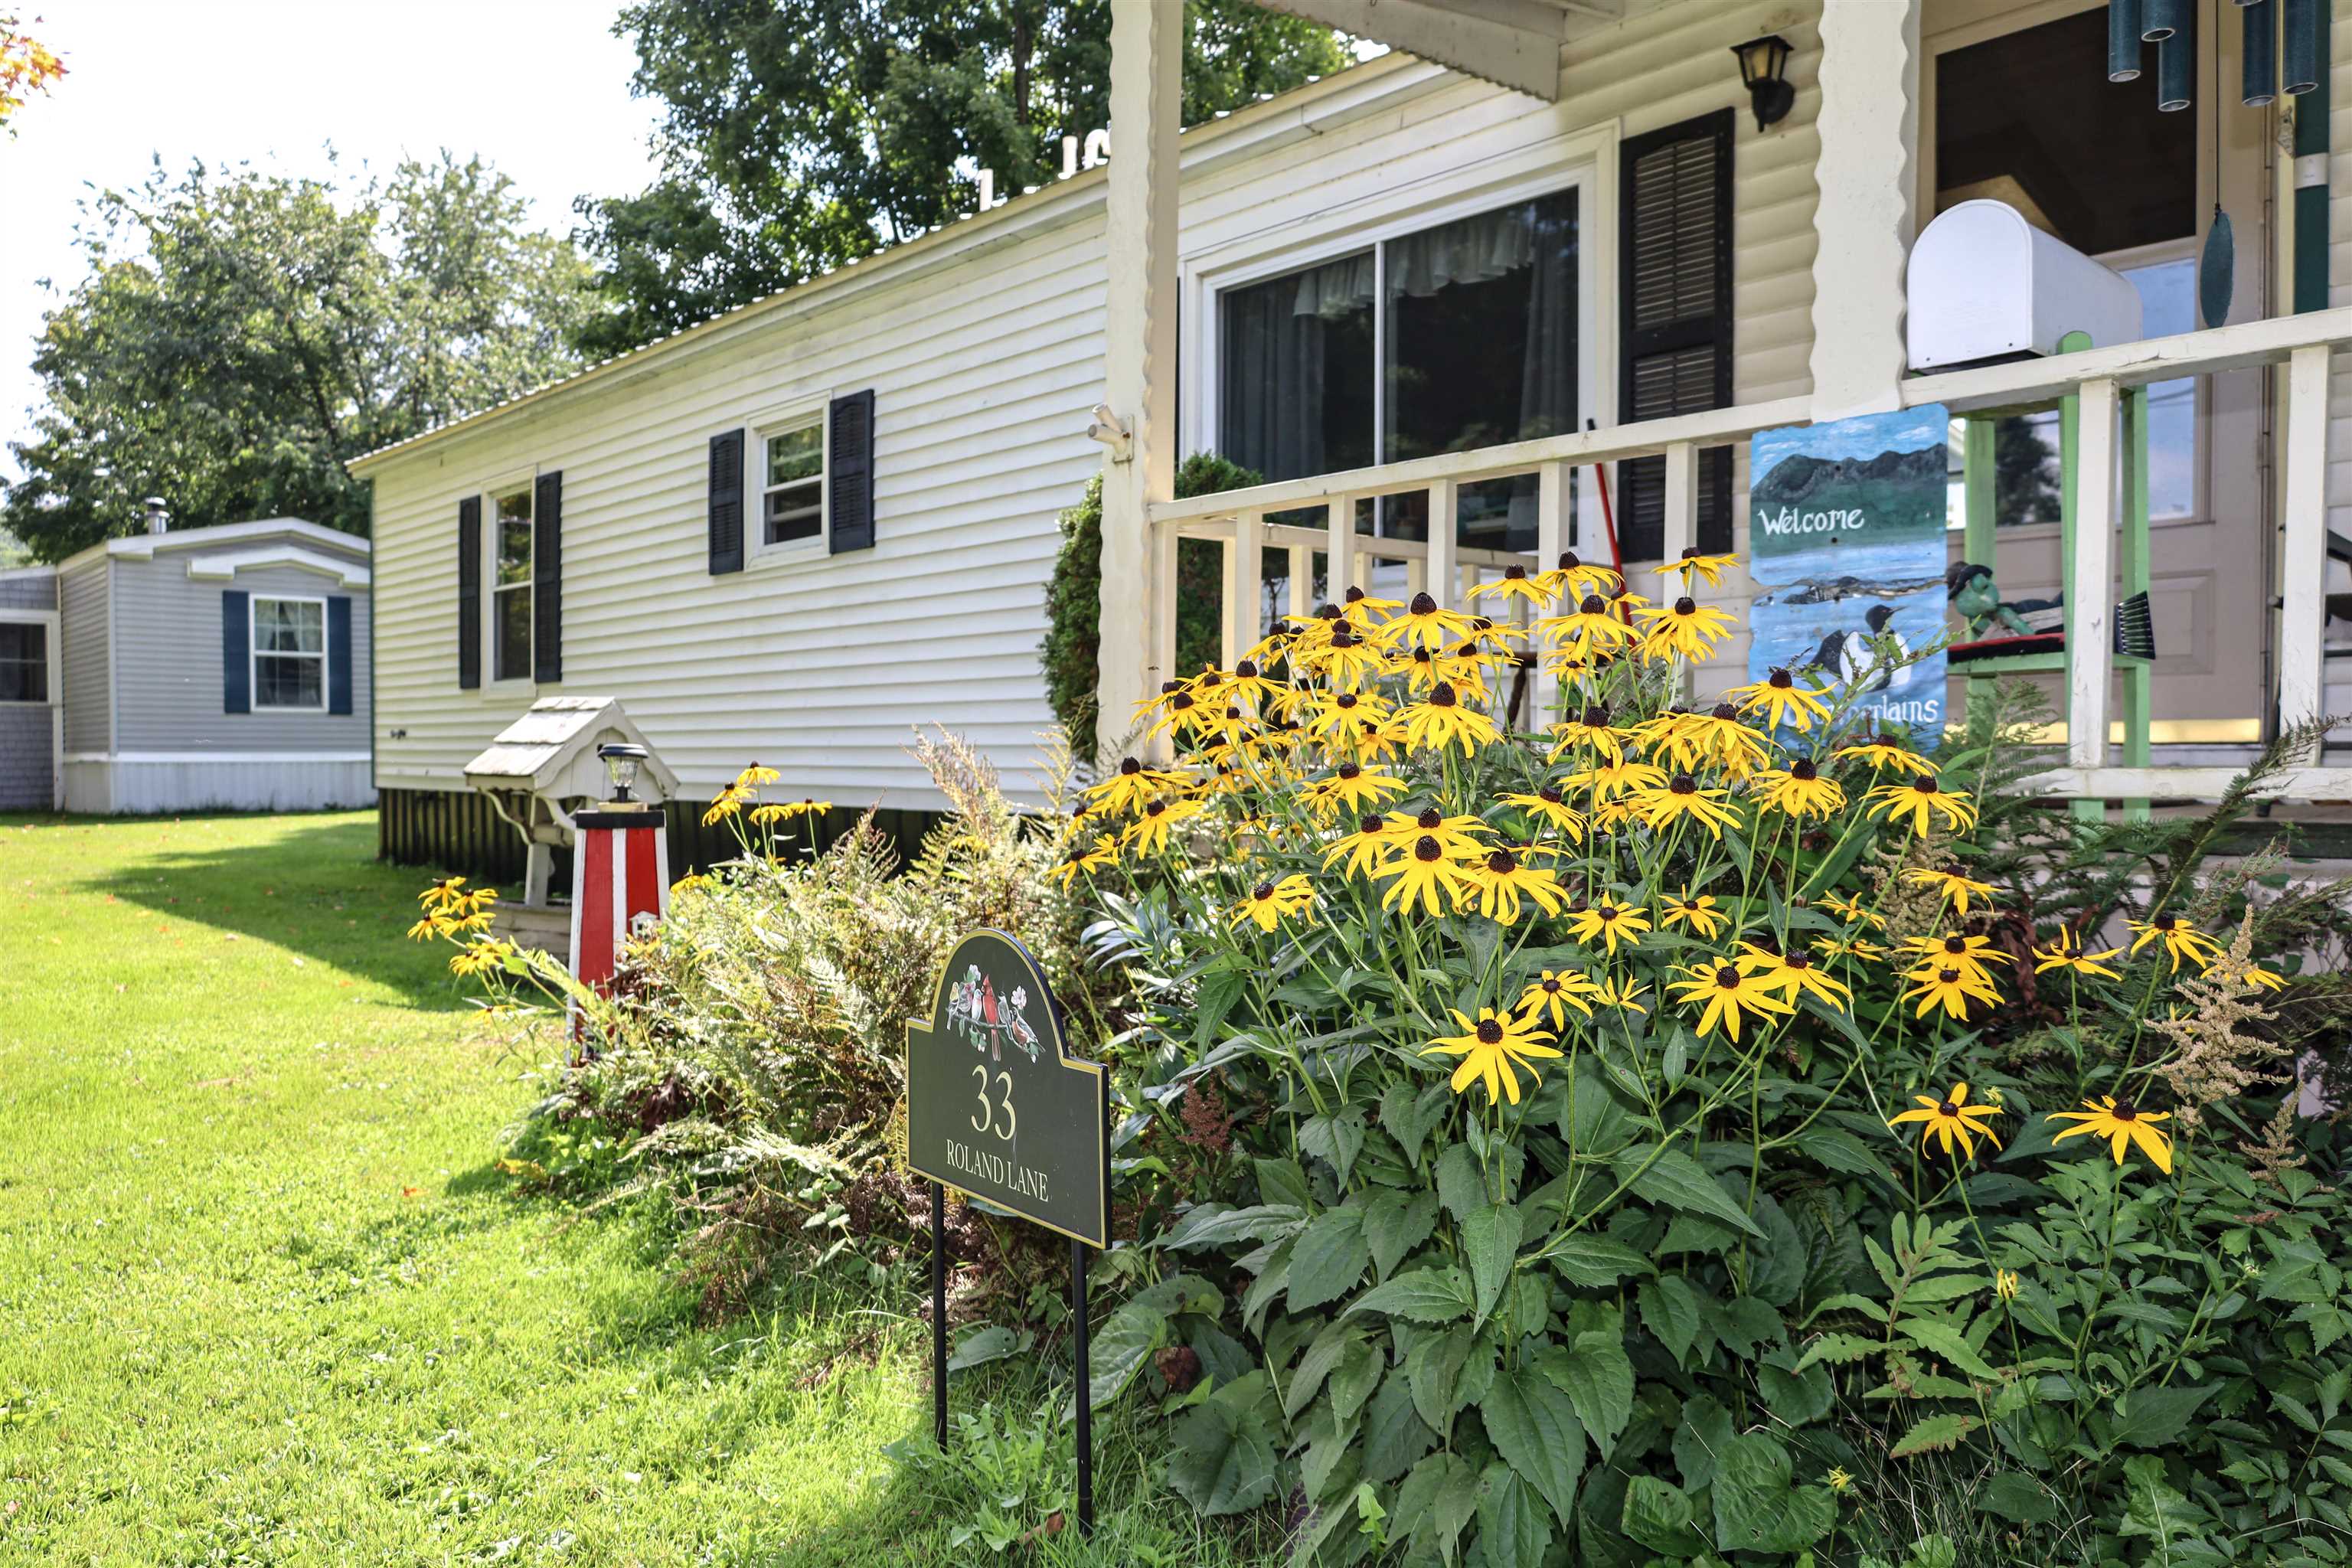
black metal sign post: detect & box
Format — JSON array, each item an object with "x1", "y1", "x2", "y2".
[{"x1": 907, "y1": 929, "x2": 1110, "y2": 1536}]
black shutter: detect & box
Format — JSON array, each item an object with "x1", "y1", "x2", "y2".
[
  {"x1": 533, "y1": 470, "x2": 562, "y2": 684},
  {"x1": 222, "y1": 590, "x2": 250, "y2": 714},
  {"x1": 457, "y1": 495, "x2": 482, "y2": 691},
  {"x1": 708, "y1": 430, "x2": 745, "y2": 573},
  {"x1": 327, "y1": 596, "x2": 353, "y2": 715},
  {"x1": 826, "y1": 389, "x2": 875, "y2": 554},
  {"x1": 1618, "y1": 109, "x2": 1734, "y2": 560}
]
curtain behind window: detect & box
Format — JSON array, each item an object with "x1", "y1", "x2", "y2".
[{"x1": 1221, "y1": 252, "x2": 1375, "y2": 484}]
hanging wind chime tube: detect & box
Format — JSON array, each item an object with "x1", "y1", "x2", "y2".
[
  {"x1": 2243, "y1": 0, "x2": 2276, "y2": 106},
  {"x1": 2282, "y1": 0, "x2": 2321, "y2": 95},
  {"x1": 2142, "y1": 0, "x2": 2190, "y2": 41},
  {"x1": 2156, "y1": 28, "x2": 2194, "y2": 109},
  {"x1": 2109, "y1": 0, "x2": 2145, "y2": 79}
]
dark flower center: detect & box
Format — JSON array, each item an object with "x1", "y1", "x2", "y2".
[
  {"x1": 1414, "y1": 835, "x2": 1443, "y2": 861},
  {"x1": 1681, "y1": 546, "x2": 1704, "y2": 561},
  {"x1": 1581, "y1": 705, "x2": 1609, "y2": 727},
  {"x1": 1785, "y1": 951, "x2": 1813, "y2": 972},
  {"x1": 1912, "y1": 776, "x2": 1939, "y2": 794},
  {"x1": 1791, "y1": 759, "x2": 1818, "y2": 781},
  {"x1": 1252, "y1": 882, "x2": 1274, "y2": 902},
  {"x1": 1540, "y1": 978, "x2": 1561, "y2": 994},
  {"x1": 1712, "y1": 703, "x2": 1738, "y2": 721},
  {"x1": 1345, "y1": 586, "x2": 1367, "y2": 604},
  {"x1": 1503, "y1": 564, "x2": 1526, "y2": 580},
  {"x1": 1359, "y1": 815, "x2": 1383, "y2": 835},
  {"x1": 1316, "y1": 603, "x2": 1342, "y2": 620},
  {"x1": 1937, "y1": 968, "x2": 1960, "y2": 983},
  {"x1": 1119, "y1": 757, "x2": 1142, "y2": 776},
  {"x1": 1171, "y1": 693, "x2": 1194, "y2": 710},
  {"x1": 1486, "y1": 850, "x2": 1518, "y2": 874},
  {"x1": 1429, "y1": 684, "x2": 1459, "y2": 708},
  {"x1": 1411, "y1": 647, "x2": 1434, "y2": 665},
  {"x1": 1331, "y1": 626, "x2": 1357, "y2": 648},
  {"x1": 1146, "y1": 802, "x2": 1167, "y2": 818},
  {"x1": 1335, "y1": 692, "x2": 1358, "y2": 709},
  {"x1": 1674, "y1": 596, "x2": 1697, "y2": 616},
  {"x1": 1769, "y1": 667, "x2": 1793, "y2": 688},
  {"x1": 1236, "y1": 659, "x2": 1259, "y2": 679},
  {"x1": 2153, "y1": 915, "x2": 2176, "y2": 932},
  {"x1": 1539, "y1": 786, "x2": 1563, "y2": 805},
  {"x1": 1337, "y1": 763, "x2": 1361, "y2": 780},
  {"x1": 1471, "y1": 617, "x2": 1494, "y2": 632},
  {"x1": 1670, "y1": 774, "x2": 1697, "y2": 795},
  {"x1": 1943, "y1": 936, "x2": 1968, "y2": 955},
  {"x1": 1715, "y1": 966, "x2": 1742, "y2": 988},
  {"x1": 1597, "y1": 905, "x2": 1621, "y2": 923},
  {"x1": 1938, "y1": 1100, "x2": 1958, "y2": 1117},
  {"x1": 2112, "y1": 1100, "x2": 2138, "y2": 1121},
  {"x1": 1559, "y1": 550, "x2": 1583, "y2": 570},
  {"x1": 1476, "y1": 1018, "x2": 1504, "y2": 1045},
  {"x1": 1410, "y1": 592, "x2": 1438, "y2": 616},
  {"x1": 1579, "y1": 594, "x2": 1606, "y2": 615},
  {"x1": 1417, "y1": 808, "x2": 1443, "y2": 829}
]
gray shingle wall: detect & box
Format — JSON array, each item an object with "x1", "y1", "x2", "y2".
[
  {"x1": 0, "y1": 707, "x2": 54, "y2": 809},
  {"x1": 0, "y1": 573, "x2": 57, "y2": 611},
  {"x1": 59, "y1": 559, "x2": 107, "y2": 754}
]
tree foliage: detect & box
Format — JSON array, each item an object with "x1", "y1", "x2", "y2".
[
  {"x1": 2, "y1": 154, "x2": 595, "y2": 560},
  {"x1": 0, "y1": 11, "x2": 64, "y2": 134},
  {"x1": 575, "y1": 0, "x2": 1350, "y2": 359}
]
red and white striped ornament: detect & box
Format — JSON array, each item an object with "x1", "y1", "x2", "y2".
[{"x1": 567, "y1": 807, "x2": 670, "y2": 1042}]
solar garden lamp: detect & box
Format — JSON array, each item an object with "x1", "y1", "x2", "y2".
[{"x1": 598, "y1": 741, "x2": 650, "y2": 805}]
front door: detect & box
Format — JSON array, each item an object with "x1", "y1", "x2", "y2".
[{"x1": 1923, "y1": 0, "x2": 2269, "y2": 746}]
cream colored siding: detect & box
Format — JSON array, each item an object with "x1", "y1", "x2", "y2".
[
  {"x1": 365, "y1": 0, "x2": 1824, "y2": 805},
  {"x1": 2326, "y1": 0, "x2": 2352, "y2": 737},
  {"x1": 58, "y1": 558, "x2": 108, "y2": 754}
]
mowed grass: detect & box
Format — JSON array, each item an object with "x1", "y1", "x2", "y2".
[{"x1": 0, "y1": 812, "x2": 1245, "y2": 1567}]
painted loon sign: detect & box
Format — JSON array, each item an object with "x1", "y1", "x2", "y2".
[{"x1": 904, "y1": 929, "x2": 1109, "y2": 1250}]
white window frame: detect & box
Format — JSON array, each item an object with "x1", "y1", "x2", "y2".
[
  {"x1": 0, "y1": 609, "x2": 57, "y2": 709},
  {"x1": 747, "y1": 394, "x2": 832, "y2": 568},
  {"x1": 485, "y1": 476, "x2": 536, "y2": 685},
  {"x1": 1184, "y1": 126, "x2": 1612, "y2": 544},
  {"x1": 250, "y1": 593, "x2": 329, "y2": 713}
]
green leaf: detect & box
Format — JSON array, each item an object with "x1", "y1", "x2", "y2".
[
  {"x1": 1436, "y1": 1142, "x2": 1488, "y2": 1222},
  {"x1": 1480, "y1": 1363, "x2": 1587, "y2": 1525},
  {"x1": 1458, "y1": 1202, "x2": 1524, "y2": 1325},
  {"x1": 1362, "y1": 1368, "x2": 1438, "y2": 1485},
  {"x1": 1793, "y1": 1331, "x2": 1882, "y2": 1372},
  {"x1": 1638, "y1": 1276, "x2": 1704, "y2": 1368},
  {"x1": 1711, "y1": 1432, "x2": 1834, "y2": 1553},
  {"x1": 1791, "y1": 1125, "x2": 1886, "y2": 1178},
  {"x1": 1165, "y1": 1390, "x2": 1279, "y2": 1516},
  {"x1": 1395, "y1": 1452, "x2": 1479, "y2": 1568},
  {"x1": 2107, "y1": 1383, "x2": 2218, "y2": 1451},
  {"x1": 1288, "y1": 1207, "x2": 1371, "y2": 1313},
  {"x1": 1085, "y1": 1294, "x2": 1171, "y2": 1410},
  {"x1": 946, "y1": 1324, "x2": 1028, "y2": 1374},
  {"x1": 1254, "y1": 1157, "x2": 1311, "y2": 1210},
  {"x1": 1285, "y1": 1319, "x2": 1361, "y2": 1420},
  {"x1": 1330, "y1": 1339, "x2": 1385, "y2": 1427},
  {"x1": 1890, "y1": 1411, "x2": 1979, "y2": 1458},
  {"x1": 1474, "y1": 1462, "x2": 1553, "y2": 1566},
  {"x1": 1543, "y1": 1233, "x2": 1658, "y2": 1289},
  {"x1": 1363, "y1": 1188, "x2": 1439, "y2": 1281},
  {"x1": 1406, "y1": 1325, "x2": 1479, "y2": 1436},
  {"x1": 1614, "y1": 1145, "x2": 1766, "y2": 1239},
  {"x1": 1542, "y1": 1331, "x2": 1635, "y2": 1456},
  {"x1": 1981, "y1": 1471, "x2": 2060, "y2": 1524},
  {"x1": 1193, "y1": 960, "x2": 1247, "y2": 1047},
  {"x1": 1746, "y1": 1192, "x2": 1808, "y2": 1308},
  {"x1": 1620, "y1": 1476, "x2": 1710, "y2": 1557},
  {"x1": 1351, "y1": 1266, "x2": 1475, "y2": 1325},
  {"x1": 1299, "y1": 1108, "x2": 1367, "y2": 1186},
  {"x1": 1380, "y1": 1081, "x2": 1447, "y2": 1168},
  {"x1": 1896, "y1": 1316, "x2": 2000, "y2": 1380},
  {"x1": 1757, "y1": 1349, "x2": 1835, "y2": 1426},
  {"x1": 1160, "y1": 1203, "x2": 1307, "y2": 1251}
]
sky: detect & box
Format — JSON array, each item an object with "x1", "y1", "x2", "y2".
[{"x1": 0, "y1": 1, "x2": 665, "y2": 485}]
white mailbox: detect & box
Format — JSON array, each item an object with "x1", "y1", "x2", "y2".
[{"x1": 1906, "y1": 200, "x2": 2142, "y2": 371}]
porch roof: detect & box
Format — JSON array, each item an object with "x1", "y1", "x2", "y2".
[{"x1": 1259, "y1": 0, "x2": 1625, "y2": 100}]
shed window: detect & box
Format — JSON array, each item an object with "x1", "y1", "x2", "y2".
[
  {"x1": 1218, "y1": 188, "x2": 1580, "y2": 552},
  {"x1": 252, "y1": 596, "x2": 325, "y2": 710},
  {"x1": 0, "y1": 622, "x2": 46, "y2": 703},
  {"x1": 493, "y1": 485, "x2": 534, "y2": 681},
  {"x1": 761, "y1": 417, "x2": 826, "y2": 547}
]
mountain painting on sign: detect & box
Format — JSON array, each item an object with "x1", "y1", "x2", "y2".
[{"x1": 1747, "y1": 404, "x2": 1952, "y2": 746}]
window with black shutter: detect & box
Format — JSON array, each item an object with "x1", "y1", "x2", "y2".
[
  {"x1": 708, "y1": 430, "x2": 745, "y2": 573},
  {"x1": 1617, "y1": 109, "x2": 1734, "y2": 560},
  {"x1": 827, "y1": 389, "x2": 875, "y2": 554},
  {"x1": 457, "y1": 496, "x2": 482, "y2": 690}
]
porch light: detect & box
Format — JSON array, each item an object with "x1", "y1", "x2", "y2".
[
  {"x1": 1730, "y1": 34, "x2": 1794, "y2": 131},
  {"x1": 598, "y1": 742, "x2": 649, "y2": 804}
]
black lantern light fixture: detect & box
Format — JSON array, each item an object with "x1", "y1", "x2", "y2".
[
  {"x1": 1730, "y1": 34, "x2": 1795, "y2": 131},
  {"x1": 598, "y1": 741, "x2": 650, "y2": 805}
]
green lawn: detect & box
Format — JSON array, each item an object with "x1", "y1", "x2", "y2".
[{"x1": 0, "y1": 812, "x2": 1241, "y2": 1567}]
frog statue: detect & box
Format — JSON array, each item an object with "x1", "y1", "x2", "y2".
[{"x1": 1946, "y1": 561, "x2": 2037, "y2": 639}]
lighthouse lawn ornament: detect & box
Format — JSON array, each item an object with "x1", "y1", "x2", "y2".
[{"x1": 566, "y1": 742, "x2": 670, "y2": 1049}]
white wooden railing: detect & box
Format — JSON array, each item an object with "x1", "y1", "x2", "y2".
[{"x1": 1148, "y1": 308, "x2": 2352, "y2": 805}]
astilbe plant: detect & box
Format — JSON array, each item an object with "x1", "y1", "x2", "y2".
[{"x1": 1041, "y1": 549, "x2": 2352, "y2": 1566}]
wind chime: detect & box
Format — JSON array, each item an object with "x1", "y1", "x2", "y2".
[{"x1": 2106, "y1": 0, "x2": 2325, "y2": 327}]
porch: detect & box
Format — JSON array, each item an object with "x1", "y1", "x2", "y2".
[{"x1": 1091, "y1": 0, "x2": 2352, "y2": 806}]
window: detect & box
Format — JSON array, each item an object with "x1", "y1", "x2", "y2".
[
  {"x1": 251, "y1": 597, "x2": 325, "y2": 710},
  {"x1": 0, "y1": 622, "x2": 45, "y2": 703},
  {"x1": 1218, "y1": 187, "x2": 1581, "y2": 552},
  {"x1": 493, "y1": 485, "x2": 533, "y2": 680},
  {"x1": 760, "y1": 418, "x2": 825, "y2": 547}
]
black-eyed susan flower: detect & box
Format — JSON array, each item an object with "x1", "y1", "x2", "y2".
[
  {"x1": 1121, "y1": 795, "x2": 1207, "y2": 854},
  {"x1": 1464, "y1": 846, "x2": 1567, "y2": 926},
  {"x1": 1750, "y1": 757, "x2": 1847, "y2": 821},
  {"x1": 1309, "y1": 762, "x2": 1409, "y2": 818},
  {"x1": 1827, "y1": 1468, "x2": 1854, "y2": 1495},
  {"x1": 449, "y1": 937, "x2": 520, "y2": 979},
  {"x1": 1818, "y1": 891, "x2": 1886, "y2": 930},
  {"x1": 702, "y1": 786, "x2": 750, "y2": 826},
  {"x1": 1323, "y1": 813, "x2": 1400, "y2": 880},
  {"x1": 1832, "y1": 734, "x2": 1937, "y2": 776},
  {"x1": 1515, "y1": 969, "x2": 1599, "y2": 1029},
  {"x1": 1534, "y1": 549, "x2": 1624, "y2": 602},
  {"x1": 2047, "y1": 1095, "x2": 2174, "y2": 1173},
  {"x1": 1050, "y1": 834, "x2": 1121, "y2": 890},
  {"x1": 1737, "y1": 942, "x2": 1853, "y2": 1008},
  {"x1": 1633, "y1": 595, "x2": 1736, "y2": 662},
  {"x1": 1887, "y1": 1082, "x2": 2003, "y2": 1158},
  {"x1": 1338, "y1": 583, "x2": 1403, "y2": 626},
  {"x1": 1897, "y1": 932, "x2": 2005, "y2": 988},
  {"x1": 1565, "y1": 898, "x2": 1651, "y2": 954},
  {"x1": 1381, "y1": 805, "x2": 1490, "y2": 861},
  {"x1": 1395, "y1": 683, "x2": 1501, "y2": 757},
  {"x1": 2244, "y1": 963, "x2": 2288, "y2": 992},
  {"x1": 1379, "y1": 590, "x2": 1478, "y2": 651},
  {"x1": 1865, "y1": 775, "x2": 1979, "y2": 837},
  {"x1": 733, "y1": 762, "x2": 782, "y2": 790},
  {"x1": 1087, "y1": 756, "x2": 1191, "y2": 816},
  {"x1": 1592, "y1": 976, "x2": 1649, "y2": 1014},
  {"x1": 1230, "y1": 874, "x2": 1315, "y2": 933},
  {"x1": 1671, "y1": 962, "x2": 1795, "y2": 1041},
  {"x1": 1497, "y1": 784, "x2": 1587, "y2": 841},
  {"x1": 2031, "y1": 931, "x2": 2122, "y2": 978},
  {"x1": 1634, "y1": 773, "x2": 1742, "y2": 838},
  {"x1": 1563, "y1": 756, "x2": 1668, "y2": 805},
  {"x1": 1422, "y1": 1008, "x2": 1561, "y2": 1106},
  {"x1": 1811, "y1": 933, "x2": 1890, "y2": 963},
  {"x1": 1994, "y1": 1269, "x2": 2020, "y2": 1302},
  {"x1": 1142, "y1": 685, "x2": 1202, "y2": 740},
  {"x1": 1308, "y1": 622, "x2": 1388, "y2": 689},
  {"x1": 1723, "y1": 666, "x2": 1833, "y2": 733},
  {"x1": 1686, "y1": 704, "x2": 1774, "y2": 776},
  {"x1": 1906, "y1": 866, "x2": 1996, "y2": 918},
  {"x1": 1658, "y1": 891, "x2": 1729, "y2": 939},
  {"x1": 2126, "y1": 912, "x2": 2223, "y2": 972},
  {"x1": 1219, "y1": 658, "x2": 1285, "y2": 708},
  {"x1": 1468, "y1": 563, "x2": 1552, "y2": 609},
  {"x1": 1657, "y1": 545, "x2": 1740, "y2": 588},
  {"x1": 1373, "y1": 831, "x2": 1475, "y2": 916},
  {"x1": 1547, "y1": 704, "x2": 1628, "y2": 763},
  {"x1": 1539, "y1": 593, "x2": 1638, "y2": 656},
  {"x1": 1302, "y1": 688, "x2": 1392, "y2": 746},
  {"x1": 1903, "y1": 964, "x2": 2001, "y2": 1021}
]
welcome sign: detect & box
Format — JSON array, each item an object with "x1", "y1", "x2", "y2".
[{"x1": 1747, "y1": 404, "x2": 1952, "y2": 746}]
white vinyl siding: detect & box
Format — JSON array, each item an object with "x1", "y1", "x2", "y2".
[{"x1": 362, "y1": 0, "x2": 1824, "y2": 806}]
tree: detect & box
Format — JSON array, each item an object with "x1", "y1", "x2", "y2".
[
  {"x1": 0, "y1": 12, "x2": 64, "y2": 135},
  {"x1": 2, "y1": 154, "x2": 594, "y2": 561},
  {"x1": 576, "y1": 0, "x2": 1349, "y2": 359}
]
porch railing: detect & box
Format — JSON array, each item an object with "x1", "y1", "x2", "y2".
[{"x1": 1145, "y1": 306, "x2": 2352, "y2": 805}]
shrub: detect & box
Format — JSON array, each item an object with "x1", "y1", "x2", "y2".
[
  {"x1": 1042, "y1": 554, "x2": 2352, "y2": 1566},
  {"x1": 1040, "y1": 452, "x2": 1266, "y2": 768}
]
